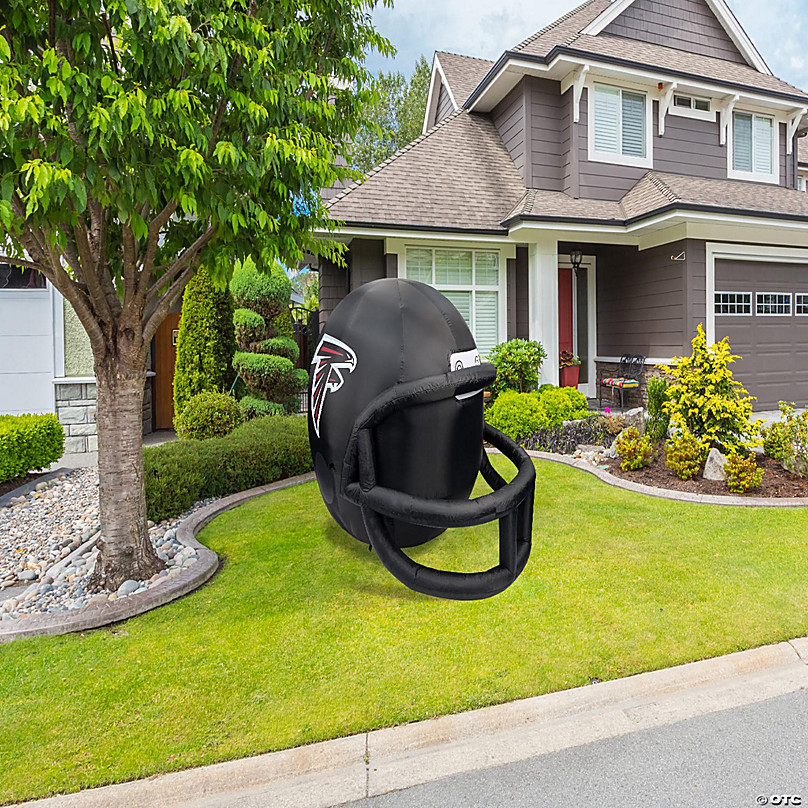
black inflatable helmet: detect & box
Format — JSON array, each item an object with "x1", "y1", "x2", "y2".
[{"x1": 309, "y1": 278, "x2": 535, "y2": 600}]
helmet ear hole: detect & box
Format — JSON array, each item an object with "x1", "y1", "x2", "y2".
[{"x1": 314, "y1": 453, "x2": 335, "y2": 505}]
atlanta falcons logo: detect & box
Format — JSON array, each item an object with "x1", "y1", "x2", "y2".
[{"x1": 310, "y1": 334, "x2": 358, "y2": 438}]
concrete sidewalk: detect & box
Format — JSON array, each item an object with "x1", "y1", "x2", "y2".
[{"x1": 20, "y1": 637, "x2": 808, "y2": 808}]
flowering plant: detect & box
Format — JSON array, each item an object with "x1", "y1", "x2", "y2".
[{"x1": 559, "y1": 350, "x2": 581, "y2": 370}]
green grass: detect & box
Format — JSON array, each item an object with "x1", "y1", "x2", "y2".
[{"x1": 3, "y1": 457, "x2": 808, "y2": 802}]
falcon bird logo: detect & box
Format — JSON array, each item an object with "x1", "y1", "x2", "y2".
[{"x1": 310, "y1": 334, "x2": 358, "y2": 438}]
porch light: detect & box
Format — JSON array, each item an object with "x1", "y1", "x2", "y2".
[{"x1": 570, "y1": 248, "x2": 584, "y2": 270}]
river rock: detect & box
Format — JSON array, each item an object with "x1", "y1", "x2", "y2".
[{"x1": 703, "y1": 449, "x2": 728, "y2": 481}]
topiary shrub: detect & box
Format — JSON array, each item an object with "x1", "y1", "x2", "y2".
[
  {"x1": 144, "y1": 416, "x2": 312, "y2": 521},
  {"x1": 661, "y1": 325, "x2": 760, "y2": 451},
  {"x1": 615, "y1": 427, "x2": 655, "y2": 472},
  {"x1": 646, "y1": 376, "x2": 671, "y2": 444},
  {"x1": 485, "y1": 391, "x2": 543, "y2": 441},
  {"x1": 238, "y1": 396, "x2": 286, "y2": 420},
  {"x1": 665, "y1": 429, "x2": 708, "y2": 481},
  {"x1": 0, "y1": 414, "x2": 64, "y2": 482},
  {"x1": 174, "y1": 391, "x2": 244, "y2": 441},
  {"x1": 489, "y1": 339, "x2": 547, "y2": 396},
  {"x1": 230, "y1": 257, "x2": 306, "y2": 417},
  {"x1": 725, "y1": 451, "x2": 764, "y2": 494},
  {"x1": 173, "y1": 265, "x2": 237, "y2": 419}
]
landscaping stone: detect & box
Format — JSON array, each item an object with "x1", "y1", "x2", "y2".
[
  {"x1": 117, "y1": 580, "x2": 140, "y2": 597},
  {"x1": 624, "y1": 407, "x2": 647, "y2": 435},
  {"x1": 704, "y1": 449, "x2": 728, "y2": 482}
]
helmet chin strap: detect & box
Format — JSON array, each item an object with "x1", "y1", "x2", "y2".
[{"x1": 341, "y1": 365, "x2": 536, "y2": 601}]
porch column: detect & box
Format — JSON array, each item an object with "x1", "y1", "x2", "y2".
[{"x1": 528, "y1": 236, "x2": 559, "y2": 386}]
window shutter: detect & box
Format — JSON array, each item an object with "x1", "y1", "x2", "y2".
[
  {"x1": 593, "y1": 85, "x2": 620, "y2": 154},
  {"x1": 733, "y1": 113, "x2": 753, "y2": 172},
  {"x1": 754, "y1": 116, "x2": 774, "y2": 174},
  {"x1": 474, "y1": 292, "x2": 499, "y2": 357},
  {"x1": 621, "y1": 92, "x2": 646, "y2": 157}
]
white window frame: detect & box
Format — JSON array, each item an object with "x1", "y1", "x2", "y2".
[
  {"x1": 587, "y1": 81, "x2": 653, "y2": 170},
  {"x1": 402, "y1": 246, "x2": 507, "y2": 356},
  {"x1": 756, "y1": 292, "x2": 792, "y2": 316},
  {"x1": 728, "y1": 110, "x2": 780, "y2": 185},
  {"x1": 798, "y1": 174, "x2": 807, "y2": 192},
  {"x1": 670, "y1": 94, "x2": 715, "y2": 123},
  {"x1": 795, "y1": 293, "x2": 808, "y2": 315},
  {"x1": 714, "y1": 291, "x2": 752, "y2": 316}
]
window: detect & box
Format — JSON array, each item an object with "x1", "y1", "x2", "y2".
[
  {"x1": 673, "y1": 94, "x2": 711, "y2": 113},
  {"x1": 731, "y1": 112, "x2": 777, "y2": 182},
  {"x1": 590, "y1": 84, "x2": 651, "y2": 168},
  {"x1": 715, "y1": 292, "x2": 752, "y2": 315},
  {"x1": 796, "y1": 294, "x2": 808, "y2": 315},
  {"x1": 0, "y1": 263, "x2": 45, "y2": 290},
  {"x1": 799, "y1": 176, "x2": 807, "y2": 192},
  {"x1": 756, "y1": 293, "x2": 792, "y2": 316},
  {"x1": 404, "y1": 248, "x2": 501, "y2": 356}
]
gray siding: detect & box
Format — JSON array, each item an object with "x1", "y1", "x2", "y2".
[
  {"x1": 349, "y1": 238, "x2": 386, "y2": 290},
  {"x1": 507, "y1": 247, "x2": 530, "y2": 340},
  {"x1": 528, "y1": 77, "x2": 565, "y2": 192},
  {"x1": 436, "y1": 82, "x2": 454, "y2": 125},
  {"x1": 596, "y1": 241, "x2": 690, "y2": 357},
  {"x1": 493, "y1": 82, "x2": 526, "y2": 181},
  {"x1": 655, "y1": 113, "x2": 727, "y2": 179},
  {"x1": 603, "y1": 0, "x2": 747, "y2": 64},
  {"x1": 319, "y1": 258, "x2": 348, "y2": 329},
  {"x1": 684, "y1": 239, "x2": 707, "y2": 341}
]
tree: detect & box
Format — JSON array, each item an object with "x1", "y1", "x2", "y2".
[
  {"x1": 232, "y1": 257, "x2": 307, "y2": 418},
  {"x1": 0, "y1": 0, "x2": 391, "y2": 588},
  {"x1": 173, "y1": 265, "x2": 236, "y2": 419},
  {"x1": 352, "y1": 55, "x2": 431, "y2": 172}
]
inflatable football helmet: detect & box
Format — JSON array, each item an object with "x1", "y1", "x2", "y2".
[{"x1": 308, "y1": 278, "x2": 535, "y2": 600}]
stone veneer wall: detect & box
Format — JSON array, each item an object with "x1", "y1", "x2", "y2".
[
  {"x1": 55, "y1": 379, "x2": 154, "y2": 454},
  {"x1": 595, "y1": 361, "x2": 664, "y2": 409}
]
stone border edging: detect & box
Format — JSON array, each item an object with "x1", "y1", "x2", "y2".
[
  {"x1": 529, "y1": 450, "x2": 808, "y2": 507},
  {"x1": 0, "y1": 472, "x2": 316, "y2": 643},
  {"x1": 19, "y1": 639, "x2": 808, "y2": 807},
  {"x1": 0, "y1": 467, "x2": 71, "y2": 510}
]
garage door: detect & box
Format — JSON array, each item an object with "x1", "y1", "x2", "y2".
[{"x1": 714, "y1": 259, "x2": 808, "y2": 411}]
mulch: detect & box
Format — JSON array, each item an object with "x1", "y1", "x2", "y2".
[
  {"x1": 606, "y1": 452, "x2": 808, "y2": 499},
  {"x1": 0, "y1": 473, "x2": 40, "y2": 500}
]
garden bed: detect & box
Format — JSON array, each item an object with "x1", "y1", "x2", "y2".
[
  {"x1": 606, "y1": 453, "x2": 808, "y2": 498},
  {"x1": 0, "y1": 472, "x2": 40, "y2": 500}
]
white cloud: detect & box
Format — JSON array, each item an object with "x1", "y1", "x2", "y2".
[{"x1": 366, "y1": 0, "x2": 808, "y2": 91}]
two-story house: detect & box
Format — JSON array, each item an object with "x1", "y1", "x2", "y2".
[{"x1": 322, "y1": 0, "x2": 808, "y2": 410}]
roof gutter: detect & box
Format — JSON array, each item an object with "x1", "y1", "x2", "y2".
[
  {"x1": 464, "y1": 48, "x2": 808, "y2": 110},
  {"x1": 323, "y1": 221, "x2": 510, "y2": 238}
]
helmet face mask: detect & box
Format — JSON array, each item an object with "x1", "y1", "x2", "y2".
[{"x1": 309, "y1": 279, "x2": 535, "y2": 600}]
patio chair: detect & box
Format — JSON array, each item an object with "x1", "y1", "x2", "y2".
[{"x1": 599, "y1": 354, "x2": 646, "y2": 410}]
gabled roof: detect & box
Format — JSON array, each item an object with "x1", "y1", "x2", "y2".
[
  {"x1": 327, "y1": 111, "x2": 525, "y2": 234},
  {"x1": 505, "y1": 172, "x2": 808, "y2": 227},
  {"x1": 435, "y1": 52, "x2": 495, "y2": 107},
  {"x1": 511, "y1": 0, "x2": 611, "y2": 56}
]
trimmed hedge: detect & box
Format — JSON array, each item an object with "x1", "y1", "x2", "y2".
[
  {"x1": 233, "y1": 351, "x2": 309, "y2": 402},
  {"x1": 230, "y1": 258, "x2": 291, "y2": 322},
  {"x1": 233, "y1": 308, "x2": 266, "y2": 350},
  {"x1": 144, "y1": 416, "x2": 312, "y2": 521},
  {"x1": 254, "y1": 336, "x2": 299, "y2": 364},
  {"x1": 0, "y1": 414, "x2": 64, "y2": 483},
  {"x1": 174, "y1": 391, "x2": 244, "y2": 441},
  {"x1": 238, "y1": 396, "x2": 286, "y2": 420}
]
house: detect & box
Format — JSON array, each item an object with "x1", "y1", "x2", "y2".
[{"x1": 321, "y1": 0, "x2": 808, "y2": 410}]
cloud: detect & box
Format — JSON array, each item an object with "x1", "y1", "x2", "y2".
[{"x1": 366, "y1": 0, "x2": 808, "y2": 91}]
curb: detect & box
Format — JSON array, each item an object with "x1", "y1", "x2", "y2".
[
  {"x1": 0, "y1": 473, "x2": 316, "y2": 644},
  {"x1": 527, "y1": 451, "x2": 808, "y2": 508},
  {"x1": 0, "y1": 467, "x2": 71, "y2": 510},
  {"x1": 19, "y1": 640, "x2": 808, "y2": 808}
]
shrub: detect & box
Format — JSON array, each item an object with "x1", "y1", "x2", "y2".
[
  {"x1": 239, "y1": 396, "x2": 286, "y2": 420},
  {"x1": 762, "y1": 403, "x2": 808, "y2": 477},
  {"x1": 725, "y1": 451, "x2": 764, "y2": 494},
  {"x1": 489, "y1": 339, "x2": 547, "y2": 396},
  {"x1": 665, "y1": 429, "x2": 708, "y2": 481},
  {"x1": 646, "y1": 376, "x2": 671, "y2": 444},
  {"x1": 229, "y1": 257, "x2": 291, "y2": 322},
  {"x1": 174, "y1": 391, "x2": 244, "y2": 441},
  {"x1": 485, "y1": 392, "x2": 543, "y2": 441},
  {"x1": 233, "y1": 352, "x2": 309, "y2": 402},
  {"x1": 173, "y1": 265, "x2": 237, "y2": 418},
  {"x1": 0, "y1": 414, "x2": 64, "y2": 482},
  {"x1": 144, "y1": 416, "x2": 312, "y2": 521},
  {"x1": 761, "y1": 418, "x2": 791, "y2": 463},
  {"x1": 523, "y1": 415, "x2": 611, "y2": 454},
  {"x1": 233, "y1": 308, "x2": 266, "y2": 350},
  {"x1": 661, "y1": 325, "x2": 760, "y2": 451},
  {"x1": 599, "y1": 413, "x2": 627, "y2": 438},
  {"x1": 254, "y1": 336, "x2": 300, "y2": 364},
  {"x1": 615, "y1": 427, "x2": 655, "y2": 472},
  {"x1": 535, "y1": 386, "x2": 589, "y2": 428}
]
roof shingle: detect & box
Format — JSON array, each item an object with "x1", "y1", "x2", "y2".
[{"x1": 435, "y1": 52, "x2": 495, "y2": 107}]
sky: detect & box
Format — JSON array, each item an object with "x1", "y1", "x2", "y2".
[{"x1": 365, "y1": 0, "x2": 808, "y2": 90}]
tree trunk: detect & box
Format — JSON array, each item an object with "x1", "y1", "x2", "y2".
[{"x1": 89, "y1": 355, "x2": 165, "y2": 591}]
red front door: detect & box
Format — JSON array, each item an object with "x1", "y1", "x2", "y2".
[{"x1": 558, "y1": 267, "x2": 574, "y2": 355}]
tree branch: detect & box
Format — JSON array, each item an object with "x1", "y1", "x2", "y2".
[{"x1": 0, "y1": 255, "x2": 47, "y2": 273}]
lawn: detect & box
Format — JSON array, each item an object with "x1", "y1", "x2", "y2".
[{"x1": 3, "y1": 457, "x2": 808, "y2": 803}]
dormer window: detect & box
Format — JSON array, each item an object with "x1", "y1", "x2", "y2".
[
  {"x1": 673, "y1": 94, "x2": 711, "y2": 112},
  {"x1": 729, "y1": 111, "x2": 778, "y2": 184},
  {"x1": 589, "y1": 83, "x2": 653, "y2": 169}
]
